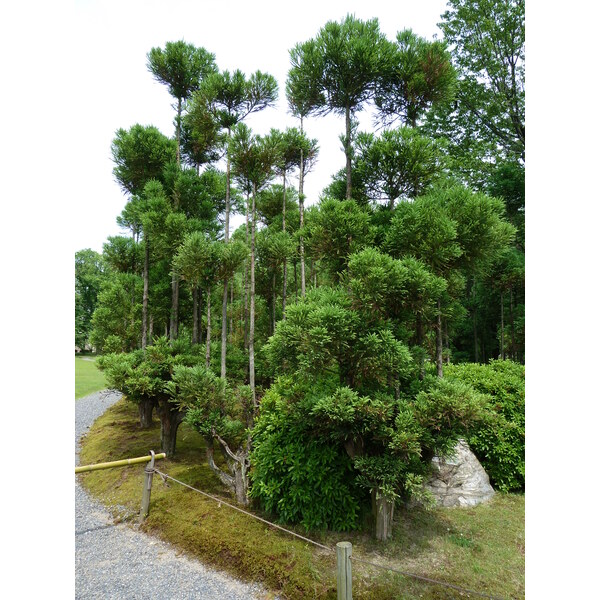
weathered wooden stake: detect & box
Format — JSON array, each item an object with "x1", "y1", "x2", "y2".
[
  {"x1": 139, "y1": 451, "x2": 156, "y2": 522},
  {"x1": 336, "y1": 541, "x2": 352, "y2": 600}
]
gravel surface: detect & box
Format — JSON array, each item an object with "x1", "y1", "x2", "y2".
[{"x1": 76, "y1": 390, "x2": 272, "y2": 599}]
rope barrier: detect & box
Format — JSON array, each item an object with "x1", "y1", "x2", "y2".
[
  {"x1": 350, "y1": 555, "x2": 507, "y2": 600},
  {"x1": 153, "y1": 467, "x2": 509, "y2": 600},
  {"x1": 152, "y1": 468, "x2": 334, "y2": 553}
]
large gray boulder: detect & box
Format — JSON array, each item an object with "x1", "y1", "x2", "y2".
[{"x1": 425, "y1": 439, "x2": 494, "y2": 507}]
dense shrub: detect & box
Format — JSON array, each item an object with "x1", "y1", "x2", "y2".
[
  {"x1": 445, "y1": 360, "x2": 525, "y2": 492},
  {"x1": 250, "y1": 383, "x2": 363, "y2": 531}
]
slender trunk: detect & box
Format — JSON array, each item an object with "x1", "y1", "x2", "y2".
[
  {"x1": 176, "y1": 98, "x2": 182, "y2": 167},
  {"x1": 436, "y1": 299, "x2": 443, "y2": 378},
  {"x1": 141, "y1": 236, "x2": 149, "y2": 350},
  {"x1": 170, "y1": 271, "x2": 179, "y2": 342},
  {"x1": 148, "y1": 314, "x2": 153, "y2": 344},
  {"x1": 205, "y1": 286, "x2": 211, "y2": 369},
  {"x1": 299, "y1": 116, "x2": 306, "y2": 297},
  {"x1": 244, "y1": 191, "x2": 250, "y2": 350},
  {"x1": 230, "y1": 283, "x2": 233, "y2": 339},
  {"x1": 221, "y1": 279, "x2": 228, "y2": 379},
  {"x1": 473, "y1": 285, "x2": 479, "y2": 363},
  {"x1": 272, "y1": 271, "x2": 277, "y2": 333},
  {"x1": 509, "y1": 286, "x2": 516, "y2": 360},
  {"x1": 221, "y1": 127, "x2": 232, "y2": 378},
  {"x1": 225, "y1": 129, "x2": 231, "y2": 242},
  {"x1": 282, "y1": 170, "x2": 288, "y2": 316},
  {"x1": 294, "y1": 259, "x2": 298, "y2": 300},
  {"x1": 444, "y1": 319, "x2": 450, "y2": 365},
  {"x1": 138, "y1": 398, "x2": 154, "y2": 429},
  {"x1": 250, "y1": 183, "x2": 257, "y2": 407},
  {"x1": 198, "y1": 288, "x2": 203, "y2": 344},
  {"x1": 500, "y1": 291, "x2": 505, "y2": 360},
  {"x1": 415, "y1": 311, "x2": 425, "y2": 379},
  {"x1": 192, "y1": 286, "x2": 199, "y2": 344},
  {"x1": 345, "y1": 105, "x2": 352, "y2": 200}
]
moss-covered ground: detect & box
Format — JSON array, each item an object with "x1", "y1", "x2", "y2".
[{"x1": 79, "y1": 398, "x2": 524, "y2": 599}]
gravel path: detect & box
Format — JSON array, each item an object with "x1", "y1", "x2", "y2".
[{"x1": 75, "y1": 390, "x2": 271, "y2": 599}]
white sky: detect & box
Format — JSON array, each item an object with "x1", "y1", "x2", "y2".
[{"x1": 68, "y1": 0, "x2": 449, "y2": 253}]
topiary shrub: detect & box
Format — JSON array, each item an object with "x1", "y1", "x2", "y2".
[
  {"x1": 249, "y1": 384, "x2": 363, "y2": 531},
  {"x1": 445, "y1": 360, "x2": 524, "y2": 492}
]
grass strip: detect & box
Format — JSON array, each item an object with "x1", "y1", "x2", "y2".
[{"x1": 75, "y1": 356, "x2": 107, "y2": 399}]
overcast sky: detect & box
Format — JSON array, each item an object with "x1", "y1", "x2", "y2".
[{"x1": 68, "y1": 0, "x2": 449, "y2": 253}]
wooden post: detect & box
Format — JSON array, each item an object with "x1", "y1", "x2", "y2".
[
  {"x1": 336, "y1": 541, "x2": 352, "y2": 600},
  {"x1": 139, "y1": 451, "x2": 156, "y2": 522}
]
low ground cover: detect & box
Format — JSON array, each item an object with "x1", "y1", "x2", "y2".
[
  {"x1": 79, "y1": 398, "x2": 524, "y2": 599},
  {"x1": 75, "y1": 355, "x2": 107, "y2": 399}
]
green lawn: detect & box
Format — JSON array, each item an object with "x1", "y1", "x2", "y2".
[
  {"x1": 75, "y1": 356, "x2": 107, "y2": 399},
  {"x1": 79, "y1": 398, "x2": 525, "y2": 599}
]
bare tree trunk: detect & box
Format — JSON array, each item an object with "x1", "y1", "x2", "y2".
[
  {"x1": 472, "y1": 286, "x2": 479, "y2": 363},
  {"x1": 294, "y1": 259, "x2": 298, "y2": 300},
  {"x1": 282, "y1": 170, "x2": 288, "y2": 317},
  {"x1": 374, "y1": 489, "x2": 394, "y2": 541},
  {"x1": 416, "y1": 311, "x2": 425, "y2": 380},
  {"x1": 198, "y1": 288, "x2": 203, "y2": 344},
  {"x1": 272, "y1": 271, "x2": 276, "y2": 334},
  {"x1": 205, "y1": 438, "x2": 235, "y2": 488},
  {"x1": 244, "y1": 192, "x2": 250, "y2": 350},
  {"x1": 142, "y1": 237, "x2": 149, "y2": 350},
  {"x1": 436, "y1": 299, "x2": 443, "y2": 378},
  {"x1": 444, "y1": 319, "x2": 450, "y2": 365},
  {"x1": 176, "y1": 98, "x2": 182, "y2": 167},
  {"x1": 221, "y1": 128, "x2": 232, "y2": 378},
  {"x1": 170, "y1": 272, "x2": 179, "y2": 342},
  {"x1": 500, "y1": 291, "x2": 505, "y2": 359},
  {"x1": 148, "y1": 314, "x2": 154, "y2": 343},
  {"x1": 299, "y1": 116, "x2": 306, "y2": 297},
  {"x1": 205, "y1": 287, "x2": 211, "y2": 369},
  {"x1": 230, "y1": 283, "x2": 233, "y2": 340},
  {"x1": 345, "y1": 105, "x2": 352, "y2": 200},
  {"x1": 509, "y1": 286, "x2": 516, "y2": 360},
  {"x1": 221, "y1": 279, "x2": 228, "y2": 379},
  {"x1": 157, "y1": 400, "x2": 184, "y2": 457},
  {"x1": 205, "y1": 437, "x2": 250, "y2": 505},
  {"x1": 250, "y1": 184, "x2": 257, "y2": 407},
  {"x1": 192, "y1": 286, "x2": 198, "y2": 344},
  {"x1": 138, "y1": 398, "x2": 155, "y2": 429}
]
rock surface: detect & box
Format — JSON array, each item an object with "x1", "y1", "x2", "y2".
[{"x1": 424, "y1": 439, "x2": 494, "y2": 507}]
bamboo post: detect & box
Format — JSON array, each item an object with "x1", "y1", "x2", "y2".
[
  {"x1": 336, "y1": 541, "x2": 352, "y2": 600},
  {"x1": 139, "y1": 451, "x2": 156, "y2": 522}
]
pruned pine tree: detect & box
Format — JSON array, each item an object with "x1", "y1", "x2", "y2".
[
  {"x1": 288, "y1": 15, "x2": 389, "y2": 200},
  {"x1": 194, "y1": 69, "x2": 278, "y2": 379},
  {"x1": 229, "y1": 123, "x2": 277, "y2": 405}
]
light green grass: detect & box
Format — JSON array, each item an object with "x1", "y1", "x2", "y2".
[
  {"x1": 79, "y1": 398, "x2": 524, "y2": 599},
  {"x1": 75, "y1": 356, "x2": 107, "y2": 399}
]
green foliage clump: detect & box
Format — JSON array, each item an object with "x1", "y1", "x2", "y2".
[
  {"x1": 445, "y1": 360, "x2": 525, "y2": 491},
  {"x1": 250, "y1": 383, "x2": 362, "y2": 531}
]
